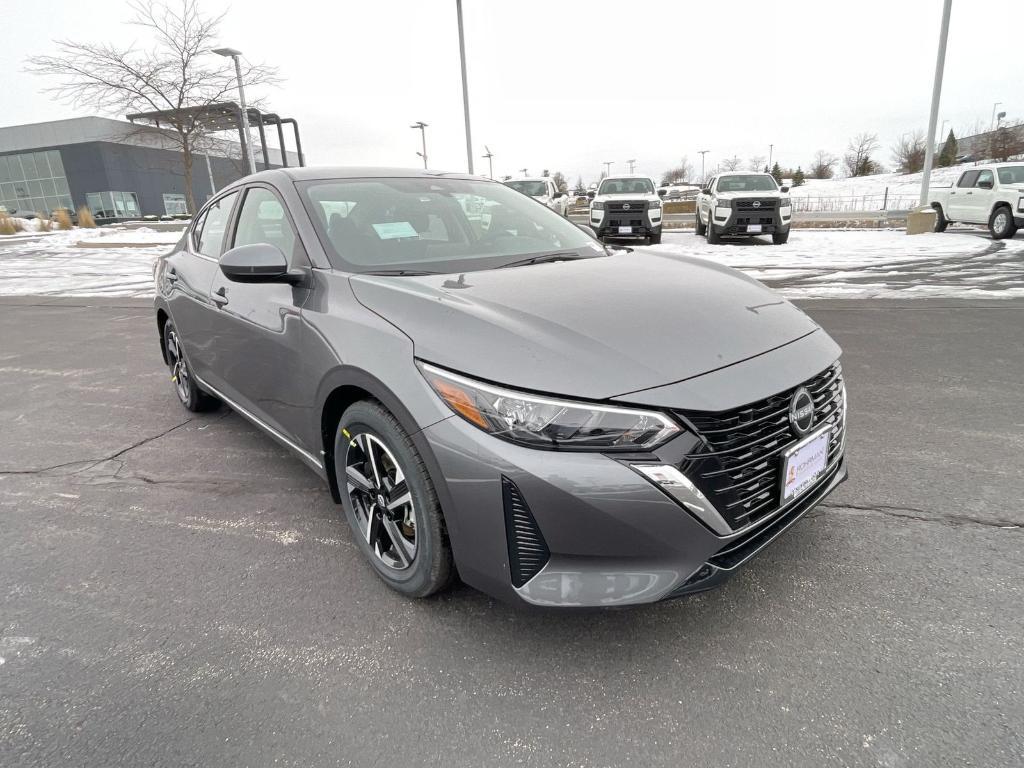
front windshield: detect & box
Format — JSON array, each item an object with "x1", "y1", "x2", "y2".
[
  {"x1": 598, "y1": 178, "x2": 655, "y2": 195},
  {"x1": 299, "y1": 177, "x2": 601, "y2": 274},
  {"x1": 716, "y1": 175, "x2": 779, "y2": 192},
  {"x1": 506, "y1": 180, "x2": 548, "y2": 197},
  {"x1": 997, "y1": 166, "x2": 1024, "y2": 185}
]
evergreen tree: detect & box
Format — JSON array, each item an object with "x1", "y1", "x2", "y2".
[
  {"x1": 791, "y1": 167, "x2": 806, "y2": 187},
  {"x1": 938, "y1": 129, "x2": 958, "y2": 167},
  {"x1": 770, "y1": 162, "x2": 784, "y2": 184}
]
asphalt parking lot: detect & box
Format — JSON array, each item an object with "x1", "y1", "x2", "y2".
[{"x1": 2, "y1": 294, "x2": 1022, "y2": 768}]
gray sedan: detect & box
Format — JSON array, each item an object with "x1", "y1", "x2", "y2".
[{"x1": 154, "y1": 167, "x2": 847, "y2": 607}]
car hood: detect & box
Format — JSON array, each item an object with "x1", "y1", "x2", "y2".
[
  {"x1": 349, "y1": 252, "x2": 821, "y2": 401},
  {"x1": 714, "y1": 190, "x2": 785, "y2": 199},
  {"x1": 594, "y1": 192, "x2": 659, "y2": 202}
]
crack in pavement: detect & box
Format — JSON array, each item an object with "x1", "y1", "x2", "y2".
[
  {"x1": 816, "y1": 501, "x2": 1021, "y2": 530},
  {"x1": 0, "y1": 416, "x2": 201, "y2": 477}
]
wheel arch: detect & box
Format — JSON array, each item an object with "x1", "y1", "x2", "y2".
[
  {"x1": 316, "y1": 367, "x2": 456, "y2": 531},
  {"x1": 156, "y1": 305, "x2": 170, "y2": 365}
]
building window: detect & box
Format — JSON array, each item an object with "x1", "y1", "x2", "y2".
[
  {"x1": 163, "y1": 193, "x2": 188, "y2": 216},
  {"x1": 0, "y1": 149, "x2": 73, "y2": 216},
  {"x1": 85, "y1": 191, "x2": 141, "y2": 219}
]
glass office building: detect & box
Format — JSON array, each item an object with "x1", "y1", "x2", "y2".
[{"x1": 0, "y1": 150, "x2": 74, "y2": 216}]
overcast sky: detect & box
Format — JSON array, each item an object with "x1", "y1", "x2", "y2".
[{"x1": 3, "y1": 0, "x2": 1021, "y2": 184}]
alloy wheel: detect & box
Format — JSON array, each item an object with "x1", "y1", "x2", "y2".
[
  {"x1": 994, "y1": 211, "x2": 1008, "y2": 236},
  {"x1": 166, "y1": 329, "x2": 190, "y2": 404},
  {"x1": 344, "y1": 432, "x2": 417, "y2": 570}
]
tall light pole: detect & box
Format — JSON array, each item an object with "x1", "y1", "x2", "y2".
[
  {"x1": 698, "y1": 150, "x2": 709, "y2": 184},
  {"x1": 919, "y1": 0, "x2": 952, "y2": 207},
  {"x1": 455, "y1": 0, "x2": 474, "y2": 174},
  {"x1": 768, "y1": 144, "x2": 774, "y2": 170},
  {"x1": 602, "y1": 161, "x2": 613, "y2": 177},
  {"x1": 482, "y1": 146, "x2": 494, "y2": 178},
  {"x1": 213, "y1": 47, "x2": 256, "y2": 175},
  {"x1": 626, "y1": 159, "x2": 636, "y2": 174},
  {"x1": 991, "y1": 102, "x2": 1002, "y2": 131},
  {"x1": 519, "y1": 168, "x2": 528, "y2": 177},
  {"x1": 410, "y1": 121, "x2": 428, "y2": 169}
]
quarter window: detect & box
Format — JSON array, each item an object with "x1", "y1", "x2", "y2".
[
  {"x1": 194, "y1": 192, "x2": 238, "y2": 259},
  {"x1": 232, "y1": 187, "x2": 297, "y2": 259}
]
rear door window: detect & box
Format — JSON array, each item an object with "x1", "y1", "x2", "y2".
[
  {"x1": 974, "y1": 169, "x2": 994, "y2": 188},
  {"x1": 957, "y1": 170, "x2": 980, "y2": 188}
]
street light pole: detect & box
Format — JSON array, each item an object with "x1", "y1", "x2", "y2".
[
  {"x1": 213, "y1": 47, "x2": 256, "y2": 175},
  {"x1": 482, "y1": 146, "x2": 494, "y2": 179},
  {"x1": 991, "y1": 102, "x2": 1002, "y2": 131},
  {"x1": 919, "y1": 0, "x2": 953, "y2": 207},
  {"x1": 410, "y1": 121, "x2": 428, "y2": 169},
  {"x1": 626, "y1": 159, "x2": 636, "y2": 174},
  {"x1": 698, "y1": 150, "x2": 709, "y2": 184},
  {"x1": 455, "y1": 0, "x2": 474, "y2": 174},
  {"x1": 768, "y1": 144, "x2": 774, "y2": 170},
  {"x1": 602, "y1": 161, "x2": 613, "y2": 177}
]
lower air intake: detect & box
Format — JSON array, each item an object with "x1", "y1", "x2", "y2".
[{"x1": 502, "y1": 476, "x2": 550, "y2": 588}]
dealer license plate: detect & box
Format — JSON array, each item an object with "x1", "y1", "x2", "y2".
[
  {"x1": 618, "y1": 226, "x2": 633, "y2": 234},
  {"x1": 747, "y1": 224, "x2": 762, "y2": 233},
  {"x1": 780, "y1": 426, "x2": 830, "y2": 503}
]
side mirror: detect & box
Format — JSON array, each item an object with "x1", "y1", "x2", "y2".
[
  {"x1": 553, "y1": 191, "x2": 565, "y2": 199},
  {"x1": 219, "y1": 243, "x2": 303, "y2": 284},
  {"x1": 701, "y1": 188, "x2": 712, "y2": 195},
  {"x1": 587, "y1": 191, "x2": 595, "y2": 199},
  {"x1": 977, "y1": 179, "x2": 993, "y2": 190},
  {"x1": 657, "y1": 189, "x2": 667, "y2": 197},
  {"x1": 779, "y1": 185, "x2": 790, "y2": 193},
  {"x1": 575, "y1": 222, "x2": 598, "y2": 239}
]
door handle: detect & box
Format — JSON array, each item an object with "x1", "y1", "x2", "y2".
[{"x1": 212, "y1": 287, "x2": 229, "y2": 306}]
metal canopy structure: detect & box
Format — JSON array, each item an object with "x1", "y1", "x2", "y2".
[{"x1": 126, "y1": 102, "x2": 305, "y2": 169}]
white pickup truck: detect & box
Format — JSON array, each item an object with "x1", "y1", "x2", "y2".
[
  {"x1": 929, "y1": 162, "x2": 1024, "y2": 239},
  {"x1": 695, "y1": 172, "x2": 792, "y2": 245},
  {"x1": 587, "y1": 176, "x2": 664, "y2": 244},
  {"x1": 504, "y1": 178, "x2": 569, "y2": 217}
]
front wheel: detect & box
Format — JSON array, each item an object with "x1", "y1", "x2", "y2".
[
  {"x1": 989, "y1": 206, "x2": 1017, "y2": 240},
  {"x1": 694, "y1": 207, "x2": 707, "y2": 236},
  {"x1": 933, "y1": 204, "x2": 949, "y2": 233},
  {"x1": 706, "y1": 215, "x2": 722, "y2": 244},
  {"x1": 335, "y1": 401, "x2": 453, "y2": 598},
  {"x1": 772, "y1": 228, "x2": 790, "y2": 245},
  {"x1": 648, "y1": 231, "x2": 662, "y2": 245},
  {"x1": 164, "y1": 321, "x2": 219, "y2": 412}
]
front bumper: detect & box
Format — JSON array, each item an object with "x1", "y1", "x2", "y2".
[
  {"x1": 713, "y1": 202, "x2": 792, "y2": 236},
  {"x1": 591, "y1": 207, "x2": 663, "y2": 239},
  {"x1": 423, "y1": 409, "x2": 847, "y2": 608}
]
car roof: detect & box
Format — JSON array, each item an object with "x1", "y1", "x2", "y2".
[
  {"x1": 714, "y1": 171, "x2": 773, "y2": 177},
  {"x1": 236, "y1": 166, "x2": 485, "y2": 184},
  {"x1": 507, "y1": 177, "x2": 550, "y2": 183}
]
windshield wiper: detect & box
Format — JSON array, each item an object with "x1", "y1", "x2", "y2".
[
  {"x1": 499, "y1": 251, "x2": 588, "y2": 269},
  {"x1": 363, "y1": 269, "x2": 439, "y2": 276}
]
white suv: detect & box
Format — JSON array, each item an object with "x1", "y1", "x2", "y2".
[
  {"x1": 696, "y1": 172, "x2": 792, "y2": 245},
  {"x1": 505, "y1": 178, "x2": 569, "y2": 217},
  {"x1": 588, "y1": 176, "x2": 664, "y2": 244},
  {"x1": 928, "y1": 162, "x2": 1024, "y2": 239}
]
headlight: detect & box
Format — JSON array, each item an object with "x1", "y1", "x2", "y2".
[
  {"x1": 715, "y1": 198, "x2": 732, "y2": 208},
  {"x1": 591, "y1": 201, "x2": 605, "y2": 210},
  {"x1": 1018, "y1": 197, "x2": 1024, "y2": 212},
  {"x1": 418, "y1": 363, "x2": 681, "y2": 451},
  {"x1": 779, "y1": 197, "x2": 791, "y2": 207},
  {"x1": 649, "y1": 199, "x2": 662, "y2": 209}
]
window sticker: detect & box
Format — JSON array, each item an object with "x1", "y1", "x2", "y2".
[{"x1": 372, "y1": 221, "x2": 419, "y2": 240}]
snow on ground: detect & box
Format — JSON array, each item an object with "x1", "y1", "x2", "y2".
[
  {"x1": 0, "y1": 226, "x2": 181, "y2": 297},
  {"x1": 1, "y1": 226, "x2": 1022, "y2": 300},
  {"x1": 788, "y1": 166, "x2": 969, "y2": 212},
  {"x1": 644, "y1": 229, "x2": 1024, "y2": 299}
]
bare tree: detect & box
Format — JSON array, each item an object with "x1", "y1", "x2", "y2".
[
  {"x1": 987, "y1": 121, "x2": 1024, "y2": 162},
  {"x1": 27, "y1": 0, "x2": 279, "y2": 213},
  {"x1": 747, "y1": 156, "x2": 766, "y2": 172},
  {"x1": 720, "y1": 155, "x2": 742, "y2": 171},
  {"x1": 810, "y1": 150, "x2": 838, "y2": 179},
  {"x1": 844, "y1": 133, "x2": 881, "y2": 177},
  {"x1": 892, "y1": 130, "x2": 927, "y2": 174},
  {"x1": 660, "y1": 157, "x2": 693, "y2": 185}
]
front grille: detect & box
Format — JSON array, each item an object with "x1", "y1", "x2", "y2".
[
  {"x1": 675, "y1": 362, "x2": 845, "y2": 532},
  {"x1": 734, "y1": 217, "x2": 775, "y2": 226},
  {"x1": 608, "y1": 200, "x2": 647, "y2": 212},
  {"x1": 734, "y1": 198, "x2": 778, "y2": 211},
  {"x1": 502, "y1": 476, "x2": 550, "y2": 588}
]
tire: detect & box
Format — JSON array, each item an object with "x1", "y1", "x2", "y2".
[
  {"x1": 989, "y1": 205, "x2": 1017, "y2": 240},
  {"x1": 694, "y1": 207, "x2": 707, "y2": 236},
  {"x1": 648, "y1": 231, "x2": 662, "y2": 245},
  {"x1": 163, "y1": 321, "x2": 219, "y2": 412},
  {"x1": 334, "y1": 400, "x2": 453, "y2": 598},
  {"x1": 932, "y1": 204, "x2": 949, "y2": 233},
  {"x1": 772, "y1": 228, "x2": 790, "y2": 245},
  {"x1": 706, "y1": 214, "x2": 722, "y2": 244}
]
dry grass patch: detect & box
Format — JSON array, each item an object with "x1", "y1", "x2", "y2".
[
  {"x1": 0, "y1": 212, "x2": 25, "y2": 235},
  {"x1": 36, "y1": 214, "x2": 53, "y2": 232},
  {"x1": 77, "y1": 206, "x2": 97, "y2": 228},
  {"x1": 53, "y1": 209, "x2": 73, "y2": 230}
]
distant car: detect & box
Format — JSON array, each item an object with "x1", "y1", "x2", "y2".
[
  {"x1": 928, "y1": 162, "x2": 1024, "y2": 239},
  {"x1": 504, "y1": 178, "x2": 569, "y2": 216},
  {"x1": 696, "y1": 172, "x2": 792, "y2": 245},
  {"x1": 588, "y1": 175, "x2": 664, "y2": 244}
]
